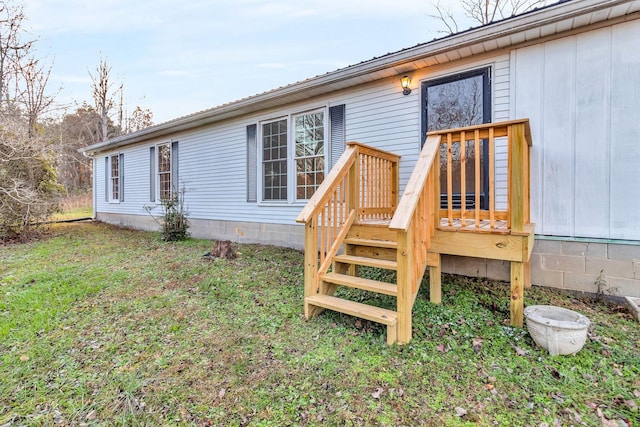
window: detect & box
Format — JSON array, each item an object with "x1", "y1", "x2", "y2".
[
  {"x1": 262, "y1": 119, "x2": 288, "y2": 200},
  {"x1": 110, "y1": 154, "x2": 120, "y2": 201},
  {"x1": 294, "y1": 111, "x2": 324, "y2": 200},
  {"x1": 259, "y1": 109, "x2": 329, "y2": 202},
  {"x1": 105, "y1": 153, "x2": 124, "y2": 203},
  {"x1": 158, "y1": 143, "x2": 172, "y2": 200},
  {"x1": 150, "y1": 142, "x2": 178, "y2": 203}
]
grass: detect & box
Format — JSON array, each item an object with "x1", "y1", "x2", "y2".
[
  {"x1": 50, "y1": 194, "x2": 93, "y2": 221},
  {"x1": 0, "y1": 222, "x2": 638, "y2": 426}
]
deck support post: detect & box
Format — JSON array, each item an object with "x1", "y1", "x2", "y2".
[
  {"x1": 429, "y1": 253, "x2": 442, "y2": 304},
  {"x1": 304, "y1": 217, "x2": 323, "y2": 319},
  {"x1": 510, "y1": 261, "x2": 525, "y2": 327},
  {"x1": 397, "y1": 229, "x2": 413, "y2": 344}
]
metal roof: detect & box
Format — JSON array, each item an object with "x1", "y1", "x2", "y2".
[{"x1": 82, "y1": 0, "x2": 640, "y2": 155}]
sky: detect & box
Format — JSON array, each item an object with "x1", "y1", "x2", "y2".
[{"x1": 23, "y1": 0, "x2": 468, "y2": 125}]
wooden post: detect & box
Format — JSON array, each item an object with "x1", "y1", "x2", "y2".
[
  {"x1": 509, "y1": 123, "x2": 526, "y2": 233},
  {"x1": 429, "y1": 253, "x2": 442, "y2": 304},
  {"x1": 391, "y1": 156, "x2": 399, "y2": 210},
  {"x1": 348, "y1": 154, "x2": 360, "y2": 276},
  {"x1": 510, "y1": 261, "x2": 525, "y2": 327},
  {"x1": 397, "y1": 229, "x2": 413, "y2": 344},
  {"x1": 524, "y1": 260, "x2": 532, "y2": 290},
  {"x1": 304, "y1": 217, "x2": 322, "y2": 319}
]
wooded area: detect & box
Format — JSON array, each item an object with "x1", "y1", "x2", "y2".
[{"x1": 0, "y1": 1, "x2": 153, "y2": 240}]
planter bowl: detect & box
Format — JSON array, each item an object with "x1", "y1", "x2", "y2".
[{"x1": 524, "y1": 305, "x2": 590, "y2": 356}]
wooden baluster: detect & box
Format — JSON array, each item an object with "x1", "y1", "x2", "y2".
[
  {"x1": 447, "y1": 133, "x2": 453, "y2": 226},
  {"x1": 489, "y1": 127, "x2": 495, "y2": 229},
  {"x1": 474, "y1": 129, "x2": 480, "y2": 229},
  {"x1": 507, "y1": 126, "x2": 512, "y2": 230},
  {"x1": 460, "y1": 131, "x2": 466, "y2": 226}
]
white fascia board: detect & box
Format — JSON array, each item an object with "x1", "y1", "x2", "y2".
[{"x1": 81, "y1": 0, "x2": 638, "y2": 156}]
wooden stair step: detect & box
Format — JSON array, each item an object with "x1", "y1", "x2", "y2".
[
  {"x1": 321, "y1": 272, "x2": 397, "y2": 296},
  {"x1": 344, "y1": 237, "x2": 397, "y2": 249},
  {"x1": 333, "y1": 254, "x2": 397, "y2": 270},
  {"x1": 305, "y1": 294, "x2": 398, "y2": 345},
  {"x1": 348, "y1": 224, "x2": 397, "y2": 242}
]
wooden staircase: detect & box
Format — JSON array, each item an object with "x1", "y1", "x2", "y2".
[
  {"x1": 297, "y1": 120, "x2": 535, "y2": 345},
  {"x1": 309, "y1": 223, "x2": 400, "y2": 344}
]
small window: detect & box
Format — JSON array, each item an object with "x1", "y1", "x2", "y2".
[
  {"x1": 110, "y1": 154, "x2": 120, "y2": 201},
  {"x1": 158, "y1": 143, "x2": 172, "y2": 200}
]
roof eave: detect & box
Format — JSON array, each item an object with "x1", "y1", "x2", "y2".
[{"x1": 82, "y1": 0, "x2": 638, "y2": 156}]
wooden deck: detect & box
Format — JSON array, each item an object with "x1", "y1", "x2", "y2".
[
  {"x1": 438, "y1": 218, "x2": 509, "y2": 234},
  {"x1": 297, "y1": 120, "x2": 534, "y2": 345}
]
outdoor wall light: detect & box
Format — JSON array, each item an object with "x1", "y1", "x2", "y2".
[{"x1": 401, "y1": 75, "x2": 412, "y2": 95}]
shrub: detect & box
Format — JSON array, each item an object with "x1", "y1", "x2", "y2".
[
  {"x1": 0, "y1": 139, "x2": 63, "y2": 241},
  {"x1": 145, "y1": 185, "x2": 190, "y2": 241}
]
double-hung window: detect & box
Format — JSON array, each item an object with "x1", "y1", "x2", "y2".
[
  {"x1": 150, "y1": 141, "x2": 178, "y2": 203},
  {"x1": 248, "y1": 104, "x2": 344, "y2": 204},
  {"x1": 110, "y1": 154, "x2": 120, "y2": 201},
  {"x1": 262, "y1": 119, "x2": 288, "y2": 201},
  {"x1": 105, "y1": 153, "x2": 124, "y2": 203},
  {"x1": 259, "y1": 109, "x2": 327, "y2": 203},
  {"x1": 294, "y1": 110, "x2": 325, "y2": 200},
  {"x1": 158, "y1": 143, "x2": 172, "y2": 200}
]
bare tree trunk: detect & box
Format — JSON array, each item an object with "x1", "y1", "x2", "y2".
[{"x1": 90, "y1": 58, "x2": 113, "y2": 141}]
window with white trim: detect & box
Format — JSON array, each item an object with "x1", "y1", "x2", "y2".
[
  {"x1": 259, "y1": 109, "x2": 327, "y2": 203},
  {"x1": 106, "y1": 153, "x2": 123, "y2": 203},
  {"x1": 158, "y1": 143, "x2": 172, "y2": 200},
  {"x1": 110, "y1": 154, "x2": 120, "y2": 201},
  {"x1": 294, "y1": 110, "x2": 324, "y2": 200},
  {"x1": 262, "y1": 119, "x2": 288, "y2": 201}
]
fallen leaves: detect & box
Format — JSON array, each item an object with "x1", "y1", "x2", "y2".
[
  {"x1": 371, "y1": 387, "x2": 384, "y2": 399},
  {"x1": 472, "y1": 338, "x2": 483, "y2": 353},
  {"x1": 513, "y1": 345, "x2": 528, "y2": 356},
  {"x1": 454, "y1": 407, "x2": 467, "y2": 417}
]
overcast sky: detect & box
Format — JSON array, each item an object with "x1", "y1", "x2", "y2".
[{"x1": 24, "y1": 1, "x2": 469, "y2": 124}]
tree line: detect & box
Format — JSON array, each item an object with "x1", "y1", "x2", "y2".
[{"x1": 0, "y1": 0, "x2": 152, "y2": 240}]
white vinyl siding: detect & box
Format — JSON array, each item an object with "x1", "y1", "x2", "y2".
[{"x1": 513, "y1": 21, "x2": 640, "y2": 240}]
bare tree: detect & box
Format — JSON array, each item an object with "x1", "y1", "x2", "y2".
[
  {"x1": 15, "y1": 56, "x2": 55, "y2": 138},
  {"x1": 0, "y1": 1, "x2": 33, "y2": 106},
  {"x1": 431, "y1": 0, "x2": 547, "y2": 34},
  {"x1": 89, "y1": 57, "x2": 114, "y2": 141}
]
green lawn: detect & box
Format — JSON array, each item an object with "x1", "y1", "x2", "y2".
[
  {"x1": 0, "y1": 223, "x2": 638, "y2": 426},
  {"x1": 49, "y1": 205, "x2": 93, "y2": 221}
]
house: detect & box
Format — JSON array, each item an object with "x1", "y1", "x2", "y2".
[{"x1": 82, "y1": 0, "x2": 640, "y2": 343}]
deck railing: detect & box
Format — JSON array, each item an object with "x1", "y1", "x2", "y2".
[
  {"x1": 296, "y1": 142, "x2": 400, "y2": 311},
  {"x1": 297, "y1": 120, "x2": 533, "y2": 343},
  {"x1": 426, "y1": 119, "x2": 532, "y2": 234},
  {"x1": 389, "y1": 135, "x2": 441, "y2": 343}
]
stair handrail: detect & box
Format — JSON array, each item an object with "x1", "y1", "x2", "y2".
[
  {"x1": 389, "y1": 135, "x2": 441, "y2": 232},
  {"x1": 296, "y1": 143, "x2": 358, "y2": 225},
  {"x1": 296, "y1": 142, "x2": 400, "y2": 313},
  {"x1": 389, "y1": 134, "x2": 441, "y2": 344}
]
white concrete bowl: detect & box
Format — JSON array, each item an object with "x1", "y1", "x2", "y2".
[{"x1": 524, "y1": 305, "x2": 590, "y2": 356}]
